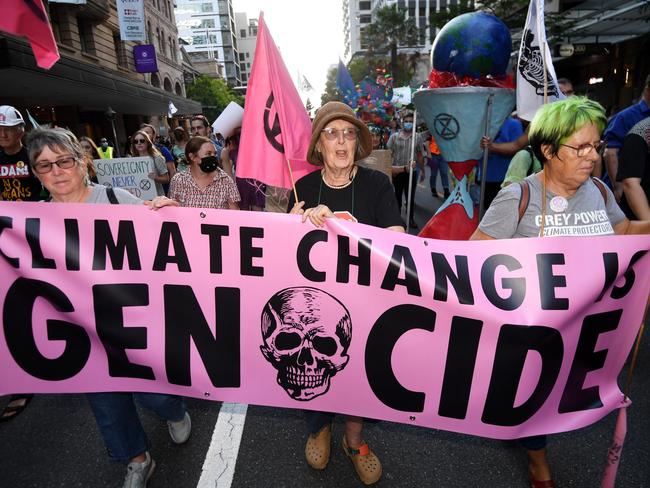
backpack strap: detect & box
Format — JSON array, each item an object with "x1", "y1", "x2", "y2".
[
  {"x1": 517, "y1": 180, "x2": 530, "y2": 224},
  {"x1": 105, "y1": 186, "x2": 119, "y2": 204},
  {"x1": 591, "y1": 177, "x2": 608, "y2": 205}
]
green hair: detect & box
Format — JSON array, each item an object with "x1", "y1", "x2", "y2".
[{"x1": 528, "y1": 96, "x2": 607, "y2": 164}]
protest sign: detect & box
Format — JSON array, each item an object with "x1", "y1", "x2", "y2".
[
  {"x1": 1, "y1": 202, "x2": 649, "y2": 440},
  {"x1": 94, "y1": 157, "x2": 157, "y2": 200},
  {"x1": 212, "y1": 102, "x2": 244, "y2": 139}
]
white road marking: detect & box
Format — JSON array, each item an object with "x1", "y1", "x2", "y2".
[{"x1": 196, "y1": 402, "x2": 248, "y2": 488}]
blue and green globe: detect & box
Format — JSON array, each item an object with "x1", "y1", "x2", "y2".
[{"x1": 431, "y1": 11, "x2": 511, "y2": 78}]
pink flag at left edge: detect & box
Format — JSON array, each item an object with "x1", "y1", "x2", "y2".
[
  {"x1": 237, "y1": 12, "x2": 316, "y2": 190},
  {"x1": 0, "y1": 0, "x2": 60, "y2": 69}
]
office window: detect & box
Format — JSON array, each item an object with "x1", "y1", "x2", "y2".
[
  {"x1": 200, "y1": 19, "x2": 216, "y2": 28},
  {"x1": 202, "y1": 3, "x2": 214, "y2": 12},
  {"x1": 246, "y1": 52, "x2": 249, "y2": 58},
  {"x1": 239, "y1": 52, "x2": 245, "y2": 60},
  {"x1": 78, "y1": 18, "x2": 96, "y2": 55},
  {"x1": 359, "y1": 14, "x2": 371, "y2": 24},
  {"x1": 113, "y1": 34, "x2": 128, "y2": 68},
  {"x1": 359, "y1": 1, "x2": 371, "y2": 10},
  {"x1": 242, "y1": 73, "x2": 247, "y2": 81},
  {"x1": 240, "y1": 29, "x2": 246, "y2": 37}
]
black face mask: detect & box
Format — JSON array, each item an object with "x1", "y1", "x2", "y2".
[{"x1": 199, "y1": 155, "x2": 219, "y2": 173}]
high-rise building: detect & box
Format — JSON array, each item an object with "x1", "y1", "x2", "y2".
[
  {"x1": 174, "y1": 0, "x2": 241, "y2": 86},
  {"x1": 343, "y1": 0, "x2": 374, "y2": 58},
  {"x1": 234, "y1": 13, "x2": 258, "y2": 88}
]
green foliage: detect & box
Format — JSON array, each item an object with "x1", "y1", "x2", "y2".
[
  {"x1": 361, "y1": 5, "x2": 420, "y2": 83},
  {"x1": 185, "y1": 75, "x2": 244, "y2": 122},
  {"x1": 321, "y1": 65, "x2": 340, "y2": 106},
  {"x1": 429, "y1": 1, "x2": 576, "y2": 46}
]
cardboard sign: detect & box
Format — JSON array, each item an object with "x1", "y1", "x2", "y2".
[{"x1": 94, "y1": 157, "x2": 157, "y2": 200}]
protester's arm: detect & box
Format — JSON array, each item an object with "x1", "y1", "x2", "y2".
[
  {"x1": 613, "y1": 217, "x2": 650, "y2": 235},
  {"x1": 227, "y1": 201, "x2": 240, "y2": 210},
  {"x1": 480, "y1": 133, "x2": 528, "y2": 156},
  {"x1": 604, "y1": 148, "x2": 623, "y2": 201},
  {"x1": 622, "y1": 178, "x2": 650, "y2": 220},
  {"x1": 221, "y1": 148, "x2": 234, "y2": 178},
  {"x1": 166, "y1": 161, "x2": 176, "y2": 179},
  {"x1": 469, "y1": 228, "x2": 496, "y2": 240},
  {"x1": 143, "y1": 195, "x2": 179, "y2": 210}
]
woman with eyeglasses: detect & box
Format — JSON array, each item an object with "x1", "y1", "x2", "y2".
[
  {"x1": 287, "y1": 102, "x2": 404, "y2": 486},
  {"x1": 130, "y1": 130, "x2": 169, "y2": 196},
  {"x1": 471, "y1": 97, "x2": 650, "y2": 488},
  {"x1": 23, "y1": 128, "x2": 189, "y2": 488},
  {"x1": 78, "y1": 136, "x2": 100, "y2": 183}
]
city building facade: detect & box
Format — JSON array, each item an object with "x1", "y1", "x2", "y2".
[
  {"x1": 234, "y1": 13, "x2": 258, "y2": 88},
  {"x1": 174, "y1": 0, "x2": 242, "y2": 86},
  {"x1": 0, "y1": 0, "x2": 200, "y2": 149}
]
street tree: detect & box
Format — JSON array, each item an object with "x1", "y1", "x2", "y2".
[
  {"x1": 321, "y1": 66, "x2": 339, "y2": 106},
  {"x1": 185, "y1": 75, "x2": 244, "y2": 122},
  {"x1": 361, "y1": 4, "x2": 420, "y2": 84}
]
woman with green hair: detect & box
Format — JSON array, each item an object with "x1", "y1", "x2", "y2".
[{"x1": 471, "y1": 96, "x2": 650, "y2": 487}]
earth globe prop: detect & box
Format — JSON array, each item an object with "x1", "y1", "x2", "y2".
[
  {"x1": 414, "y1": 11, "x2": 515, "y2": 240},
  {"x1": 431, "y1": 11, "x2": 511, "y2": 79}
]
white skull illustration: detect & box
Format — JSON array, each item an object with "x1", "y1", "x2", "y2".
[{"x1": 260, "y1": 287, "x2": 352, "y2": 401}]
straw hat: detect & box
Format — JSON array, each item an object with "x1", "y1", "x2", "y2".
[{"x1": 307, "y1": 102, "x2": 372, "y2": 165}]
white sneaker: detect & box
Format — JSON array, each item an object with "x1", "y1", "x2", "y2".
[
  {"x1": 167, "y1": 411, "x2": 191, "y2": 444},
  {"x1": 123, "y1": 451, "x2": 155, "y2": 488}
]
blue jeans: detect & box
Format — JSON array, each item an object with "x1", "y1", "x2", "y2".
[
  {"x1": 519, "y1": 434, "x2": 547, "y2": 451},
  {"x1": 428, "y1": 154, "x2": 449, "y2": 191},
  {"x1": 86, "y1": 392, "x2": 186, "y2": 463}
]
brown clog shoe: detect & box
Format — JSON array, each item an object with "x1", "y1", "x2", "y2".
[
  {"x1": 305, "y1": 424, "x2": 331, "y2": 470},
  {"x1": 342, "y1": 436, "x2": 382, "y2": 485}
]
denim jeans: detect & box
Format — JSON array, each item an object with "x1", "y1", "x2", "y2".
[
  {"x1": 428, "y1": 154, "x2": 449, "y2": 191},
  {"x1": 519, "y1": 434, "x2": 547, "y2": 451},
  {"x1": 86, "y1": 392, "x2": 186, "y2": 463}
]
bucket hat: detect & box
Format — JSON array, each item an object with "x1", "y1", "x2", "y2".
[{"x1": 307, "y1": 102, "x2": 372, "y2": 165}]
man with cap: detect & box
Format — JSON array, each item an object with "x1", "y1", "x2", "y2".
[
  {"x1": 0, "y1": 105, "x2": 41, "y2": 201},
  {"x1": 97, "y1": 137, "x2": 114, "y2": 159}
]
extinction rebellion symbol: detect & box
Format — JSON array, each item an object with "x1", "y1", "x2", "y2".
[
  {"x1": 434, "y1": 113, "x2": 460, "y2": 140},
  {"x1": 264, "y1": 93, "x2": 285, "y2": 153}
]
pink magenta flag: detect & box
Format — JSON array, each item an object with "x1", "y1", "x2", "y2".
[
  {"x1": 1, "y1": 201, "x2": 650, "y2": 444},
  {"x1": 236, "y1": 12, "x2": 316, "y2": 189},
  {"x1": 0, "y1": 0, "x2": 60, "y2": 69}
]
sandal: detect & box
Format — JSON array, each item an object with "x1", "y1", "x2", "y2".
[
  {"x1": 305, "y1": 423, "x2": 331, "y2": 470},
  {"x1": 0, "y1": 394, "x2": 33, "y2": 423},
  {"x1": 342, "y1": 436, "x2": 382, "y2": 485}
]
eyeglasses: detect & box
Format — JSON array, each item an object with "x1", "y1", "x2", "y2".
[
  {"x1": 32, "y1": 156, "x2": 77, "y2": 174},
  {"x1": 134, "y1": 138, "x2": 147, "y2": 144},
  {"x1": 560, "y1": 140, "x2": 606, "y2": 157},
  {"x1": 321, "y1": 127, "x2": 358, "y2": 141}
]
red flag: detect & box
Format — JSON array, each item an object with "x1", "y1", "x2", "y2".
[
  {"x1": 0, "y1": 0, "x2": 60, "y2": 69},
  {"x1": 237, "y1": 12, "x2": 315, "y2": 189}
]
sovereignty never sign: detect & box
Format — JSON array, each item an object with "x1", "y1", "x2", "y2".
[
  {"x1": 0, "y1": 202, "x2": 648, "y2": 440},
  {"x1": 94, "y1": 157, "x2": 157, "y2": 200}
]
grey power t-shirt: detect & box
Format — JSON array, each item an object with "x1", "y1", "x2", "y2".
[
  {"x1": 85, "y1": 184, "x2": 142, "y2": 205},
  {"x1": 479, "y1": 174, "x2": 626, "y2": 238}
]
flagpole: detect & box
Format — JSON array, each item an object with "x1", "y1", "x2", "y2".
[
  {"x1": 406, "y1": 110, "x2": 418, "y2": 233},
  {"x1": 538, "y1": 0, "x2": 549, "y2": 104},
  {"x1": 479, "y1": 94, "x2": 494, "y2": 219},
  {"x1": 286, "y1": 158, "x2": 300, "y2": 204}
]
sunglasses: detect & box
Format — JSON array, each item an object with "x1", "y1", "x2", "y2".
[{"x1": 134, "y1": 139, "x2": 147, "y2": 144}]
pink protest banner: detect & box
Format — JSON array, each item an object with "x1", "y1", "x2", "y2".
[{"x1": 1, "y1": 201, "x2": 649, "y2": 440}]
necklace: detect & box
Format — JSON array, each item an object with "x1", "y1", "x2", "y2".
[
  {"x1": 321, "y1": 167, "x2": 356, "y2": 189},
  {"x1": 318, "y1": 168, "x2": 356, "y2": 217}
]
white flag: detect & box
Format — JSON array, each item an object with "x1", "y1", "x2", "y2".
[
  {"x1": 116, "y1": 0, "x2": 145, "y2": 42},
  {"x1": 516, "y1": 0, "x2": 564, "y2": 121},
  {"x1": 301, "y1": 75, "x2": 314, "y2": 92},
  {"x1": 168, "y1": 101, "x2": 178, "y2": 118}
]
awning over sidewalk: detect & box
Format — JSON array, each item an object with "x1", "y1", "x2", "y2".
[{"x1": 0, "y1": 38, "x2": 201, "y2": 116}]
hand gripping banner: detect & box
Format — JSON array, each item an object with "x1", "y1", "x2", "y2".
[{"x1": 1, "y1": 201, "x2": 649, "y2": 440}]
